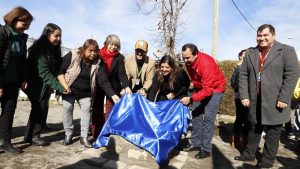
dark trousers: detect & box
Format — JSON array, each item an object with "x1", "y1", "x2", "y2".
[
  {"x1": 91, "y1": 92, "x2": 114, "y2": 140},
  {"x1": 91, "y1": 93, "x2": 105, "y2": 140},
  {"x1": 242, "y1": 123, "x2": 282, "y2": 165},
  {"x1": 191, "y1": 92, "x2": 223, "y2": 152},
  {"x1": 242, "y1": 95, "x2": 283, "y2": 165},
  {"x1": 24, "y1": 92, "x2": 51, "y2": 140},
  {"x1": 233, "y1": 98, "x2": 250, "y2": 135},
  {"x1": 284, "y1": 120, "x2": 292, "y2": 134},
  {"x1": 0, "y1": 85, "x2": 19, "y2": 140},
  {"x1": 42, "y1": 103, "x2": 49, "y2": 128}
]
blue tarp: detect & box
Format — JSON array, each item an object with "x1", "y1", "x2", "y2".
[{"x1": 93, "y1": 93, "x2": 190, "y2": 165}]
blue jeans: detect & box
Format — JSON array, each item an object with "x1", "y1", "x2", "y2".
[{"x1": 190, "y1": 92, "x2": 224, "y2": 152}]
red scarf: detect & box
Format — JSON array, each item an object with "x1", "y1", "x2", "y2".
[{"x1": 99, "y1": 47, "x2": 118, "y2": 74}]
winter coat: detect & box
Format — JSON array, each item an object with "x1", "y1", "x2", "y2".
[
  {"x1": 239, "y1": 41, "x2": 299, "y2": 125},
  {"x1": 24, "y1": 47, "x2": 65, "y2": 101},
  {"x1": 99, "y1": 53, "x2": 129, "y2": 96},
  {"x1": 125, "y1": 54, "x2": 155, "y2": 91},
  {"x1": 59, "y1": 50, "x2": 115, "y2": 103},
  {"x1": 0, "y1": 25, "x2": 27, "y2": 88},
  {"x1": 147, "y1": 68, "x2": 190, "y2": 102},
  {"x1": 185, "y1": 52, "x2": 226, "y2": 102}
]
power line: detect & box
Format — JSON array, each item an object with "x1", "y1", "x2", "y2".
[{"x1": 231, "y1": 0, "x2": 256, "y2": 32}]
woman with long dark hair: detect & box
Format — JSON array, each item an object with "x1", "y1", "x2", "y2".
[
  {"x1": 24, "y1": 23, "x2": 69, "y2": 146},
  {"x1": 147, "y1": 55, "x2": 190, "y2": 102},
  {"x1": 0, "y1": 6, "x2": 33, "y2": 154}
]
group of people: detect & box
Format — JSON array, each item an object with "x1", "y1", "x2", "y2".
[
  {"x1": 0, "y1": 7, "x2": 226, "y2": 159},
  {"x1": 0, "y1": 6, "x2": 299, "y2": 169}
]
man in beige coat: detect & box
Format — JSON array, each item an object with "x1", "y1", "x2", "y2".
[{"x1": 125, "y1": 40, "x2": 155, "y2": 96}]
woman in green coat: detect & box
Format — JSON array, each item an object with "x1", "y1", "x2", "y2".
[{"x1": 24, "y1": 23, "x2": 69, "y2": 146}]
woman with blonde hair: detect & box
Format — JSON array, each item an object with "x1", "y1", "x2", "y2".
[
  {"x1": 92, "y1": 34, "x2": 131, "y2": 139},
  {"x1": 0, "y1": 7, "x2": 33, "y2": 154}
]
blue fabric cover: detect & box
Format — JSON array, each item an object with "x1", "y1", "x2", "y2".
[{"x1": 93, "y1": 93, "x2": 190, "y2": 164}]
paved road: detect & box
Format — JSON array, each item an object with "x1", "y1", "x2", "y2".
[{"x1": 0, "y1": 101, "x2": 299, "y2": 169}]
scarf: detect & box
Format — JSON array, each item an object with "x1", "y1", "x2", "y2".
[{"x1": 99, "y1": 47, "x2": 118, "y2": 74}]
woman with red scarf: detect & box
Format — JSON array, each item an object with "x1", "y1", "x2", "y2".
[{"x1": 91, "y1": 34, "x2": 132, "y2": 139}]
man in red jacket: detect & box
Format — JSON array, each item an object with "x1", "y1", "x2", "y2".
[{"x1": 181, "y1": 43, "x2": 226, "y2": 159}]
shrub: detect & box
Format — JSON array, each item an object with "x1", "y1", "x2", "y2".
[{"x1": 218, "y1": 60, "x2": 239, "y2": 116}]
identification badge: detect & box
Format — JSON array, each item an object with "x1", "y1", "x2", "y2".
[{"x1": 135, "y1": 78, "x2": 140, "y2": 85}]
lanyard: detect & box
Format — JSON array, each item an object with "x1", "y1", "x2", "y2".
[
  {"x1": 259, "y1": 52, "x2": 269, "y2": 72},
  {"x1": 137, "y1": 68, "x2": 142, "y2": 78},
  {"x1": 135, "y1": 64, "x2": 143, "y2": 86},
  {"x1": 257, "y1": 49, "x2": 271, "y2": 94},
  {"x1": 136, "y1": 63, "x2": 143, "y2": 78}
]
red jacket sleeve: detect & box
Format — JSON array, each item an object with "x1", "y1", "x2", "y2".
[{"x1": 191, "y1": 59, "x2": 215, "y2": 101}]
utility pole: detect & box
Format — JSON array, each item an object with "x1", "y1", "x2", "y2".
[{"x1": 212, "y1": 0, "x2": 219, "y2": 60}]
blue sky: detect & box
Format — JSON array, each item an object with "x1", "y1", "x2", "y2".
[{"x1": 1, "y1": 0, "x2": 299, "y2": 60}]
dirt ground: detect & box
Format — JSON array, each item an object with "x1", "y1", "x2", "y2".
[{"x1": 0, "y1": 100, "x2": 88, "y2": 169}]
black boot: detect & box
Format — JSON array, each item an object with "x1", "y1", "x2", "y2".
[
  {"x1": 63, "y1": 135, "x2": 72, "y2": 146},
  {"x1": 2, "y1": 139, "x2": 21, "y2": 154},
  {"x1": 80, "y1": 137, "x2": 92, "y2": 148},
  {"x1": 31, "y1": 135, "x2": 50, "y2": 146},
  {"x1": 42, "y1": 125, "x2": 53, "y2": 132},
  {"x1": 182, "y1": 144, "x2": 201, "y2": 152},
  {"x1": 195, "y1": 150, "x2": 211, "y2": 159}
]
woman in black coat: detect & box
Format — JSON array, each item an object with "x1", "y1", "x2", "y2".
[
  {"x1": 0, "y1": 7, "x2": 33, "y2": 154},
  {"x1": 147, "y1": 55, "x2": 190, "y2": 103},
  {"x1": 91, "y1": 34, "x2": 131, "y2": 139}
]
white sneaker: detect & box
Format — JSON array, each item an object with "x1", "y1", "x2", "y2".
[
  {"x1": 287, "y1": 133, "x2": 296, "y2": 139},
  {"x1": 261, "y1": 131, "x2": 266, "y2": 139}
]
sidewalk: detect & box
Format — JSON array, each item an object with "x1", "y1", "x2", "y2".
[{"x1": 0, "y1": 100, "x2": 299, "y2": 169}]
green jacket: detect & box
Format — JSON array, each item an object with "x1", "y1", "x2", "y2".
[{"x1": 24, "y1": 49, "x2": 65, "y2": 101}]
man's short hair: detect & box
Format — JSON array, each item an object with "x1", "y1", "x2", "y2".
[
  {"x1": 182, "y1": 43, "x2": 199, "y2": 55},
  {"x1": 257, "y1": 24, "x2": 275, "y2": 35},
  {"x1": 238, "y1": 49, "x2": 246, "y2": 57}
]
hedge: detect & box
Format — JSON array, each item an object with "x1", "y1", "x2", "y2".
[{"x1": 218, "y1": 60, "x2": 239, "y2": 116}]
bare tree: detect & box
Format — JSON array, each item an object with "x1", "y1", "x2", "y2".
[{"x1": 135, "y1": 0, "x2": 188, "y2": 59}]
